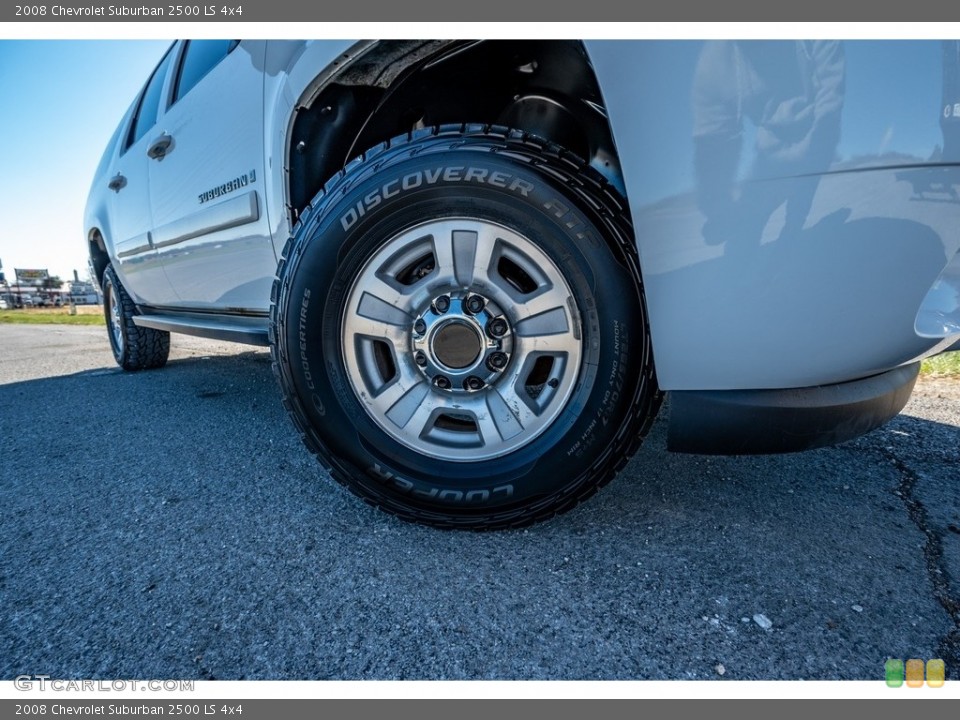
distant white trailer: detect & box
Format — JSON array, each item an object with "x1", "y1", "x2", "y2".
[{"x1": 62, "y1": 280, "x2": 100, "y2": 305}]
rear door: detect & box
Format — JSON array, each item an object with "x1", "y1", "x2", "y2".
[{"x1": 148, "y1": 40, "x2": 274, "y2": 312}]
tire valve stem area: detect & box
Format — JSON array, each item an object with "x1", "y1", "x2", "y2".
[{"x1": 411, "y1": 292, "x2": 513, "y2": 393}]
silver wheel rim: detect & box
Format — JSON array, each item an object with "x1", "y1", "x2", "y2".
[
  {"x1": 341, "y1": 218, "x2": 583, "y2": 462},
  {"x1": 108, "y1": 280, "x2": 124, "y2": 356}
]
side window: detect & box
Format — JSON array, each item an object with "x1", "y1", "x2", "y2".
[
  {"x1": 127, "y1": 47, "x2": 176, "y2": 150},
  {"x1": 173, "y1": 40, "x2": 238, "y2": 105}
]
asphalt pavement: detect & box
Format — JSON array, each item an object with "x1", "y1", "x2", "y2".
[{"x1": 1, "y1": 323, "x2": 958, "y2": 680}]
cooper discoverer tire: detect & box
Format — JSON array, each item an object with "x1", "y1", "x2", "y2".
[
  {"x1": 102, "y1": 264, "x2": 170, "y2": 371},
  {"x1": 271, "y1": 125, "x2": 660, "y2": 529}
]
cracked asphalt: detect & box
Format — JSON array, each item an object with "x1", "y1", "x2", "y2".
[{"x1": 1, "y1": 323, "x2": 958, "y2": 680}]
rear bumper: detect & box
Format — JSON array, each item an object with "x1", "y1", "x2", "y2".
[{"x1": 668, "y1": 362, "x2": 920, "y2": 455}]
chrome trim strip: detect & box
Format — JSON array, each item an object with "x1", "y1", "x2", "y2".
[
  {"x1": 152, "y1": 190, "x2": 259, "y2": 249},
  {"x1": 116, "y1": 232, "x2": 153, "y2": 259}
]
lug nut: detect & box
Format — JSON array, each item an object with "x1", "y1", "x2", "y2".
[
  {"x1": 433, "y1": 295, "x2": 450, "y2": 314},
  {"x1": 464, "y1": 295, "x2": 485, "y2": 314},
  {"x1": 487, "y1": 317, "x2": 508, "y2": 338},
  {"x1": 434, "y1": 375, "x2": 451, "y2": 389},
  {"x1": 487, "y1": 352, "x2": 508, "y2": 371},
  {"x1": 465, "y1": 376, "x2": 485, "y2": 391},
  {"x1": 413, "y1": 319, "x2": 426, "y2": 335},
  {"x1": 415, "y1": 351, "x2": 427, "y2": 366},
  {"x1": 548, "y1": 378, "x2": 559, "y2": 388}
]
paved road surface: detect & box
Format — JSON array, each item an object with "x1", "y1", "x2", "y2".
[{"x1": 1, "y1": 324, "x2": 958, "y2": 680}]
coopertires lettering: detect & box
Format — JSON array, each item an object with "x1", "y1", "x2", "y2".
[
  {"x1": 340, "y1": 166, "x2": 535, "y2": 230},
  {"x1": 297, "y1": 289, "x2": 325, "y2": 416}
]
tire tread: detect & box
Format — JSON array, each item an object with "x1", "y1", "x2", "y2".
[{"x1": 103, "y1": 264, "x2": 170, "y2": 371}]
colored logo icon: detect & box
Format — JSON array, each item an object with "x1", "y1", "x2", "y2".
[
  {"x1": 906, "y1": 659, "x2": 925, "y2": 687},
  {"x1": 885, "y1": 659, "x2": 904, "y2": 687},
  {"x1": 927, "y1": 659, "x2": 945, "y2": 688},
  {"x1": 885, "y1": 658, "x2": 946, "y2": 687}
]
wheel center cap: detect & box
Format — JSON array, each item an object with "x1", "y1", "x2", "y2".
[{"x1": 431, "y1": 321, "x2": 482, "y2": 369}]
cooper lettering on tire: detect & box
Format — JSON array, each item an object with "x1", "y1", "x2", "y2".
[{"x1": 270, "y1": 124, "x2": 661, "y2": 529}]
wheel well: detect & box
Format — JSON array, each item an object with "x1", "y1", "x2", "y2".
[
  {"x1": 88, "y1": 229, "x2": 109, "y2": 287},
  {"x1": 287, "y1": 40, "x2": 625, "y2": 222}
]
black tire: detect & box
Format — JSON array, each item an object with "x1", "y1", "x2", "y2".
[
  {"x1": 271, "y1": 124, "x2": 661, "y2": 529},
  {"x1": 102, "y1": 264, "x2": 170, "y2": 371}
]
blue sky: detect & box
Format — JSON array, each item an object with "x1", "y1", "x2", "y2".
[{"x1": 0, "y1": 40, "x2": 170, "y2": 283}]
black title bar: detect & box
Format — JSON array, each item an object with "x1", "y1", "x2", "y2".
[{"x1": 6, "y1": 2, "x2": 960, "y2": 22}]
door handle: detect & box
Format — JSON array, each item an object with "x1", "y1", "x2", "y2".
[
  {"x1": 107, "y1": 173, "x2": 127, "y2": 192},
  {"x1": 147, "y1": 133, "x2": 174, "y2": 160}
]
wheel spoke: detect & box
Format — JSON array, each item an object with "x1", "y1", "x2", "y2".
[
  {"x1": 432, "y1": 226, "x2": 472, "y2": 287},
  {"x1": 514, "y1": 306, "x2": 569, "y2": 337},
  {"x1": 494, "y1": 382, "x2": 542, "y2": 424},
  {"x1": 345, "y1": 315, "x2": 408, "y2": 346},
  {"x1": 448, "y1": 229, "x2": 478, "y2": 287},
  {"x1": 515, "y1": 334, "x2": 577, "y2": 356},
  {"x1": 371, "y1": 269, "x2": 426, "y2": 308},
  {"x1": 399, "y1": 398, "x2": 437, "y2": 439},
  {"x1": 513, "y1": 306, "x2": 578, "y2": 356},
  {"x1": 482, "y1": 388, "x2": 526, "y2": 441},
  {"x1": 356, "y1": 290, "x2": 412, "y2": 327},
  {"x1": 513, "y1": 286, "x2": 573, "y2": 322},
  {"x1": 384, "y1": 382, "x2": 431, "y2": 429},
  {"x1": 372, "y1": 342, "x2": 429, "y2": 398},
  {"x1": 433, "y1": 223, "x2": 500, "y2": 291}
]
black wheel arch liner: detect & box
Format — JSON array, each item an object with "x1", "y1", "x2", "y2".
[
  {"x1": 667, "y1": 362, "x2": 920, "y2": 455},
  {"x1": 287, "y1": 40, "x2": 625, "y2": 221}
]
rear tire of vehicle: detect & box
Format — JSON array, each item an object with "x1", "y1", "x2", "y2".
[
  {"x1": 271, "y1": 125, "x2": 661, "y2": 529},
  {"x1": 102, "y1": 264, "x2": 170, "y2": 371}
]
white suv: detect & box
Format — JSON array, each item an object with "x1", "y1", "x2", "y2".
[{"x1": 86, "y1": 40, "x2": 960, "y2": 528}]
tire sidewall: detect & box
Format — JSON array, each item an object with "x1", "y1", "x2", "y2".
[{"x1": 281, "y1": 146, "x2": 647, "y2": 517}]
